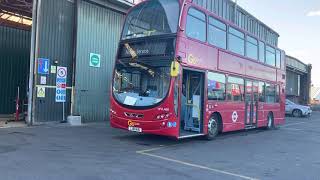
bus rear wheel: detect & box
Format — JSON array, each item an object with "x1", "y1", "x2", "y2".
[
  {"x1": 205, "y1": 115, "x2": 219, "y2": 140},
  {"x1": 266, "y1": 113, "x2": 274, "y2": 130}
]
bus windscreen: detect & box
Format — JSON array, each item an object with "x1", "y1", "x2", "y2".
[
  {"x1": 113, "y1": 60, "x2": 171, "y2": 108},
  {"x1": 121, "y1": 0, "x2": 179, "y2": 40}
]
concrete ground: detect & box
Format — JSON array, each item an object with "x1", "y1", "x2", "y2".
[
  {"x1": 0, "y1": 120, "x2": 27, "y2": 128},
  {"x1": 0, "y1": 113, "x2": 319, "y2": 180},
  {"x1": 0, "y1": 115, "x2": 27, "y2": 128}
]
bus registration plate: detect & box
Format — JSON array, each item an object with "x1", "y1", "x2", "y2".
[{"x1": 128, "y1": 126, "x2": 142, "y2": 133}]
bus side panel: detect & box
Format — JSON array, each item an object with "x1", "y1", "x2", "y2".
[
  {"x1": 207, "y1": 101, "x2": 246, "y2": 132},
  {"x1": 257, "y1": 102, "x2": 266, "y2": 127},
  {"x1": 177, "y1": 36, "x2": 218, "y2": 71},
  {"x1": 262, "y1": 103, "x2": 281, "y2": 125},
  {"x1": 277, "y1": 69, "x2": 286, "y2": 126}
]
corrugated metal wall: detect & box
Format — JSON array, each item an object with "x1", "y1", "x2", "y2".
[
  {"x1": 0, "y1": 26, "x2": 31, "y2": 114},
  {"x1": 285, "y1": 55, "x2": 311, "y2": 104},
  {"x1": 193, "y1": 0, "x2": 279, "y2": 47},
  {"x1": 286, "y1": 70, "x2": 299, "y2": 97},
  {"x1": 34, "y1": 0, "x2": 74, "y2": 122},
  {"x1": 74, "y1": 0, "x2": 125, "y2": 122}
]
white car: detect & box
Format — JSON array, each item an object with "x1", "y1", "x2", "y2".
[{"x1": 285, "y1": 99, "x2": 312, "y2": 117}]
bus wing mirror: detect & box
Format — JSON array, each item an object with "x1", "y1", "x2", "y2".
[{"x1": 170, "y1": 61, "x2": 180, "y2": 77}]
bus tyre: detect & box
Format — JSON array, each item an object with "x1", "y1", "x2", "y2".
[
  {"x1": 266, "y1": 114, "x2": 274, "y2": 130},
  {"x1": 205, "y1": 116, "x2": 219, "y2": 140},
  {"x1": 292, "y1": 109, "x2": 302, "y2": 117}
]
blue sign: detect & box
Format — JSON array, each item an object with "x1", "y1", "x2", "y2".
[
  {"x1": 55, "y1": 88, "x2": 66, "y2": 102},
  {"x1": 38, "y1": 58, "x2": 50, "y2": 74},
  {"x1": 55, "y1": 66, "x2": 67, "y2": 103},
  {"x1": 56, "y1": 78, "x2": 66, "y2": 83}
]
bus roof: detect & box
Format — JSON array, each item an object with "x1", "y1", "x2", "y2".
[{"x1": 192, "y1": 0, "x2": 279, "y2": 47}]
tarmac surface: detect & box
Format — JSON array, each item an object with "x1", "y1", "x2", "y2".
[{"x1": 0, "y1": 113, "x2": 319, "y2": 180}]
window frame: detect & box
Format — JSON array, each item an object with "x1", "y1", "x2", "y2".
[
  {"x1": 226, "y1": 76, "x2": 245, "y2": 102},
  {"x1": 266, "y1": 45, "x2": 276, "y2": 67},
  {"x1": 275, "y1": 84, "x2": 280, "y2": 103},
  {"x1": 265, "y1": 83, "x2": 276, "y2": 104},
  {"x1": 258, "y1": 41, "x2": 266, "y2": 63},
  {"x1": 246, "y1": 35, "x2": 258, "y2": 60},
  {"x1": 258, "y1": 82, "x2": 265, "y2": 102},
  {"x1": 228, "y1": 26, "x2": 245, "y2": 56},
  {"x1": 186, "y1": 7, "x2": 207, "y2": 42},
  {"x1": 207, "y1": 72, "x2": 226, "y2": 101},
  {"x1": 276, "y1": 49, "x2": 281, "y2": 69},
  {"x1": 208, "y1": 16, "x2": 227, "y2": 49}
]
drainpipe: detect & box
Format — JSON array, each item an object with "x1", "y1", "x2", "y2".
[
  {"x1": 27, "y1": 0, "x2": 41, "y2": 125},
  {"x1": 70, "y1": 0, "x2": 79, "y2": 116}
]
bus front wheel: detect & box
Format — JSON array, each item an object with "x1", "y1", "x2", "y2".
[{"x1": 205, "y1": 115, "x2": 219, "y2": 140}]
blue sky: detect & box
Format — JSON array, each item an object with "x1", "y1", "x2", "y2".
[{"x1": 236, "y1": 0, "x2": 320, "y2": 86}]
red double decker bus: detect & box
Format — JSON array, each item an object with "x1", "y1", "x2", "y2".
[{"x1": 110, "y1": 0, "x2": 286, "y2": 140}]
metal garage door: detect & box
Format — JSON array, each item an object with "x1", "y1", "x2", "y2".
[{"x1": 74, "y1": 1, "x2": 125, "y2": 122}]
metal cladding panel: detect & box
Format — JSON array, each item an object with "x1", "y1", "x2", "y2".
[
  {"x1": 0, "y1": 26, "x2": 31, "y2": 114},
  {"x1": 286, "y1": 70, "x2": 299, "y2": 96},
  {"x1": 286, "y1": 56, "x2": 308, "y2": 73},
  {"x1": 193, "y1": 0, "x2": 279, "y2": 47},
  {"x1": 74, "y1": 1, "x2": 125, "y2": 122},
  {"x1": 34, "y1": 0, "x2": 74, "y2": 122}
]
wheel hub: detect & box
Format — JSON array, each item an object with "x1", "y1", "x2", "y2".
[
  {"x1": 268, "y1": 117, "x2": 272, "y2": 128},
  {"x1": 208, "y1": 118, "x2": 218, "y2": 135}
]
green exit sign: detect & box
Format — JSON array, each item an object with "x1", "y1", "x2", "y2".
[{"x1": 90, "y1": 53, "x2": 101, "y2": 68}]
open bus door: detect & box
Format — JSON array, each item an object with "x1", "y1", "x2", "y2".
[
  {"x1": 180, "y1": 70, "x2": 204, "y2": 138},
  {"x1": 245, "y1": 80, "x2": 259, "y2": 128}
]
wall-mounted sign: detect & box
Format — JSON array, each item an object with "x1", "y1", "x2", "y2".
[
  {"x1": 40, "y1": 76, "x2": 47, "y2": 85},
  {"x1": 90, "y1": 53, "x2": 101, "y2": 68},
  {"x1": 38, "y1": 58, "x2": 50, "y2": 74},
  {"x1": 37, "y1": 86, "x2": 46, "y2": 98},
  {"x1": 51, "y1": 66, "x2": 57, "y2": 74},
  {"x1": 55, "y1": 66, "x2": 67, "y2": 103}
]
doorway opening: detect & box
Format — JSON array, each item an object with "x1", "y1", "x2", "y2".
[
  {"x1": 180, "y1": 70, "x2": 204, "y2": 137},
  {"x1": 245, "y1": 80, "x2": 259, "y2": 128},
  {"x1": 0, "y1": 0, "x2": 32, "y2": 127}
]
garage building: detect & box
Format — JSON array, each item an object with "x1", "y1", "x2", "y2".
[
  {"x1": 0, "y1": 0, "x2": 139, "y2": 125},
  {"x1": 286, "y1": 55, "x2": 312, "y2": 105},
  {"x1": 0, "y1": 0, "x2": 313, "y2": 125}
]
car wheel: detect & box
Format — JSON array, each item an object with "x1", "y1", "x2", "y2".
[
  {"x1": 266, "y1": 113, "x2": 274, "y2": 130},
  {"x1": 292, "y1": 109, "x2": 302, "y2": 117},
  {"x1": 205, "y1": 115, "x2": 219, "y2": 140}
]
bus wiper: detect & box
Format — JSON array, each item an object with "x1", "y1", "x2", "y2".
[
  {"x1": 126, "y1": 32, "x2": 145, "y2": 38},
  {"x1": 125, "y1": 43, "x2": 138, "y2": 60},
  {"x1": 125, "y1": 30, "x2": 156, "y2": 38}
]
